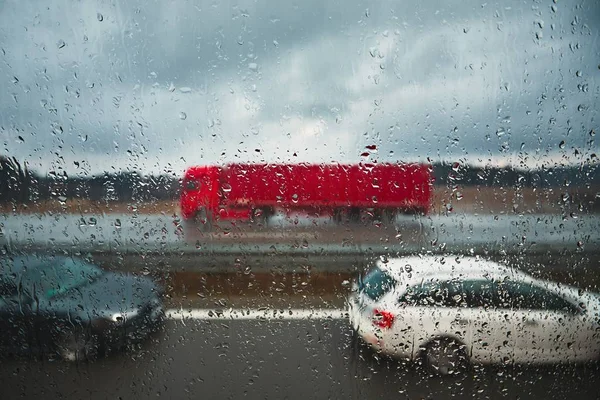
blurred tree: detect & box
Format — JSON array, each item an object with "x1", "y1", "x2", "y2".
[{"x1": 0, "y1": 155, "x2": 31, "y2": 203}]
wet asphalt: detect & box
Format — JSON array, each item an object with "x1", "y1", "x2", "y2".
[{"x1": 1, "y1": 317, "x2": 599, "y2": 399}]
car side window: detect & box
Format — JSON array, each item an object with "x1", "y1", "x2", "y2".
[
  {"x1": 399, "y1": 283, "x2": 437, "y2": 306},
  {"x1": 463, "y1": 280, "x2": 495, "y2": 309},
  {"x1": 496, "y1": 280, "x2": 580, "y2": 314},
  {"x1": 399, "y1": 280, "x2": 463, "y2": 308},
  {"x1": 0, "y1": 277, "x2": 17, "y2": 299}
]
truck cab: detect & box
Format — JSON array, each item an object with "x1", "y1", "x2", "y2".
[{"x1": 180, "y1": 166, "x2": 220, "y2": 220}]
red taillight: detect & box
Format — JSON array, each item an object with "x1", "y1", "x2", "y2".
[{"x1": 372, "y1": 309, "x2": 394, "y2": 329}]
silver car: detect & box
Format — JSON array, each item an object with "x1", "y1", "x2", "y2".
[{"x1": 349, "y1": 255, "x2": 600, "y2": 375}]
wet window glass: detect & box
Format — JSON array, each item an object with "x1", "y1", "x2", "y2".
[
  {"x1": 498, "y1": 280, "x2": 580, "y2": 314},
  {"x1": 0, "y1": 0, "x2": 598, "y2": 397},
  {"x1": 399, "y1": 281, "x2": 463, "y2": 308},
  {"x1": 0, "y1": 278, "x2": 17, "y2": 298},
  {"x1": 17, "y1": 257, "x2": 104, "y2": 299},
  {"x1": 360, "y1": 267, "x2": 396, "y2": 301},
  {"x1": 463, "y1": 279, "x2": 495, "y2": 308}
]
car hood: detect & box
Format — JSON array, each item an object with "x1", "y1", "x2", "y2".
[{"x1": 38, "y1": 272, "x2": 162, "y2": 319}]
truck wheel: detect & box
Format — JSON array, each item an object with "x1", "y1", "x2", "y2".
[
  {"x1": 333, "y1": 208, "x2": 353, "y2": 225},
  {"x1": 196, "y1": 207, "x2": 213, "y2": 232},
  {"x1": 349, "y1": 208, "x2": 361, "y2": 224},
  {"x1": 251, "y1": 208, "x2": 269, "y2": 228},
  {"x1": 333, "y1": 208, "x2": 343, "y2": 224},
  {"x1": 380, "y1": 209, "x2": 397, "y2": 225}
]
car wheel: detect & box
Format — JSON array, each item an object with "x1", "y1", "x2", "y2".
[
  {"x1": 57, "y1": 328, "x2": 100, "y2": 362},
  {"x1": 422, "y1": 337, "x2": 469, "y2": 376}
]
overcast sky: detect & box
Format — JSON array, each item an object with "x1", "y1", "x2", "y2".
[{"x1": 1, "y1": 0, "x2": 598, "y2": 176}]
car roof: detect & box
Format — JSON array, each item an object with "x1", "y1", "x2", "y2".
[{"x1": 377, "y1": 255, "x2": 530, "y2": 287}]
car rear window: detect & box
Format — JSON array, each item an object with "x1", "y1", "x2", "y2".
[{"x1": 360, "y1": 267, "x2": 396, "y2": 301}]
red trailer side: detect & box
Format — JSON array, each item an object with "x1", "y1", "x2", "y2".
[{"x1": 180, "y1": 162, "x2": 431, "y2": 222}]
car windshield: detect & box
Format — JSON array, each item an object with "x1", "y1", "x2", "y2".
[
  {"x1": 21, "y1": 257, "x2": 104, "y2": 299},
  {"x1": 360, "y1": 266, "x2": 397, "y2": 301}
]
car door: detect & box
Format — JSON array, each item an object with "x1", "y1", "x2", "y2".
[
  {"x1": 462, "y1": 279, "x2": 516, "y2": 365},
  {"x1": 497, "y1": 280, "x2": 581, "y2": 364},
  {"x1": 512, "y1": 282, "x2": 584, "y2": 363},
  {"x1": 403, "y1": 280, "x2": 469, "y2": 352},
  {"x1": 493, "y1": 280, "x2": 542, "y2": 364}
]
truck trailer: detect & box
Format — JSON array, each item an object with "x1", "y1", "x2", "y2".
[{"x1": 180, "y1": 162, "x2": 432, "y2": 229}]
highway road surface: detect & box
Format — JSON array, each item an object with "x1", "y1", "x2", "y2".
[
  {"x1": 1, "y1": 213, "x2": 599, "y2": 399},
  {"x1": 1, "y1": 307, "x2": 599, "y2": 400}
]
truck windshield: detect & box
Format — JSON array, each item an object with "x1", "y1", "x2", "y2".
[
  {"x1": 360, "y1": 266, "x2": 397, "y2": 301},
  {"x1": 184, "y1": 179, "x2": 200, "y2": 191}
]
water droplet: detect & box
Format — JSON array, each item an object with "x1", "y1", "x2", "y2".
[
  {"x1": 496, "y1": 127, "x2": 506, "y2": 137},
  {"x1": 141, "y1": 266, "x2": 151, "y2": 275},
  {"x1": 57, "y1": 39, "x2": 66, "y2": 49},
  {"x1": 179, "y1": 87, "x2": 192, "y2": 93},
  {"x1": 57, "y1": 195, "x2": 67, "y2": 203},
  {"x1": 535, "y1": 31, "x2": 543, "y2": 40},
  {"x1": 576, "y1": 70, "x2": 582, "y2": 77},
  {"x1": 114, "y1": 219, "x2": 122, "y2": 229},
  {"x1": 179, "y1": 112, "x2": 187, "y2": 120},
  {"x1": 88, "y1": 217, "x2": 97, "y2": 226},
  {"x1": 97, "y1": 13, "x2": 104, "y2": 22},
  {"x1": 559, "y1": 140, "x2": 566, "y2": 149},
  {"x1": 248, "y1": 62, "x2": 258, "y2": 71},
  {"x1": 456, "y1": 192, "x2": 463, "y2": 201},
  {"x1": 292, "y1": 193, "x2": 299, "y2": 204},
  {"x1": 452, "y1": 162, "x2": 460, "y2": 172},
  {"x1": 551, "y1": 5, "x2": 557, "y2": 13},
  {"x1": 222, "y1": 183, "x2": 232, "y2": 193},
  {"x1": 17, "y1": 136, "x2": 24, "y2": 143}
]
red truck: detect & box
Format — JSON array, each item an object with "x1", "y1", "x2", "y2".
[{"x1": 180, "y1": 162, "x2": 432, "y2": 229}]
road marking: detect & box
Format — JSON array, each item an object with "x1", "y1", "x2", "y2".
[{"x1": 165, "y1": 308, "x2": 348, "y2": 321}]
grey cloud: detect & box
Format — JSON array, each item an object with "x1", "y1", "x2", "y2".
[{"x1": 0, "y1": 0, "x2": 598, "y2": 175}]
